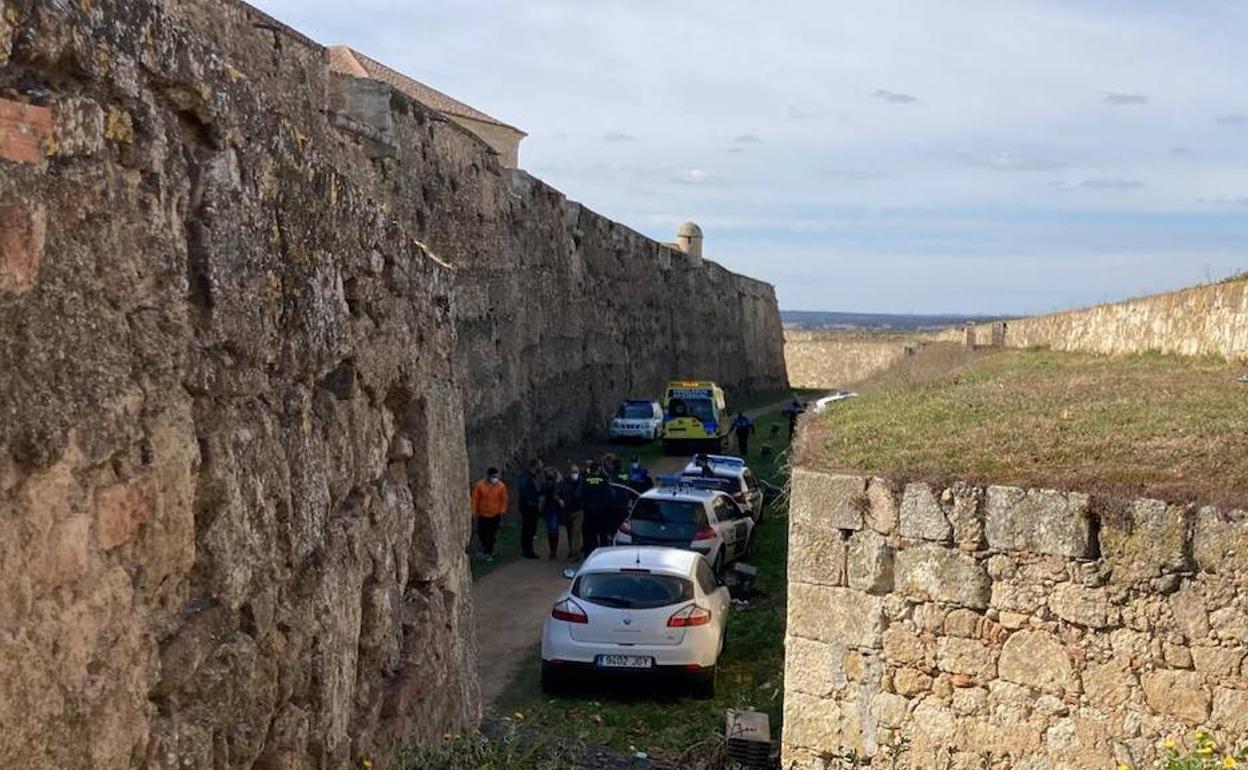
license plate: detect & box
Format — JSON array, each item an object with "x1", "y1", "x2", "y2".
[{"x1": 596, "y1": 654, "x2": 653, "y2": 669}]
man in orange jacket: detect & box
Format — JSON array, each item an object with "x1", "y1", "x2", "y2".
[{"x1": 471, "y1": 467, "x2": 509, "y2": 561}]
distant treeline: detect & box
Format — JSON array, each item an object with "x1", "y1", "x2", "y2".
[{"x1": 781, "y1": 310, "x2": 1011, "y2": 332}]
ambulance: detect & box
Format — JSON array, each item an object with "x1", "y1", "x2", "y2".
[{"x1": 661, "y1": 380, "x2": 731, "y2": 454}]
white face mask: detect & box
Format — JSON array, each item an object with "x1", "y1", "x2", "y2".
[
  {"x1": 569, "y1": 473, "x2": 579, "y2": 481},
  {"x1": 488, "y1": 476, "x2": 500, "y2": 484}
]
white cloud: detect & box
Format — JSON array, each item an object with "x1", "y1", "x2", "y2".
[{"x1": 871, "y1": 89, "x2": 919, "y2": 104}]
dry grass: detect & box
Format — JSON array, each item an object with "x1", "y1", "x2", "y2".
[{"x1": 797, "y1": 346, "x2": 1248, "y2": 507}]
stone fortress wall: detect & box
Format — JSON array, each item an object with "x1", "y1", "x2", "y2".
[
  {"x1": 783, "y1": 330, "x2": 917, "y2": 389},
  {"x1": 934, "y1": 277, "x2": 1248, "y2": 359},
  {"x1": 0, "y1": 0, "x2": 786, "y2": 768},
  {"x1": 783, "y1": 468, "x2": 1248, "y2": 770}
]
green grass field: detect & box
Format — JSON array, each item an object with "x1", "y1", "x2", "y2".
[
  {"x1": 799, "y1": 347, "x2": 1248, "y2": 507},
  {"x1": 490, "y1": 410, "x2": 794, "y2": 764}
]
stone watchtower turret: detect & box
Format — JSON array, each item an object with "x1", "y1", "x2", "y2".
[{"x1": 675, "y1": 221, "x2": 704, "y2": 264}]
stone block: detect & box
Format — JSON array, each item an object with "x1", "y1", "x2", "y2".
[
  {"x1": 1100, "y1": 499, "x2": 1192, "y2": 583},
  {"x1": 998, "y1": 630, "x2": 1074, "y2": 694},
  {"x1": 847, "y1": 529, "x2": 894, "y2": 594},
  {"x1": 947, "y1": 482, "x2": 985, "y2": 548},
  {"x1": 788, "y1": 582, "x2": 885, "y2": 648},
  {"x1": 865, "y1": 477, "x2": 898, "y2": 534},
  {"x1": 785, "y1": 636, "x2": 847, "y2": 697},
  {"x1": 895, "y1": 543, "x2": 991, "y2": 609},
  {"x1": 944, "y1": 608, "x2": 982, "y2": 638},
  {"x1": 1049, "y1": 583, "x2": 1114, "y2": 629},
  {"x1": 0, "y1": 97, "x2": 51, "y2": 164},
  {"x1": 870, "y1": 692, "x2": 911, "y2": 729},
  {"x1": 1211, "y1": 606, "x2": 1248, "y2": 643},
  {"x1": 0, "y1": 198, "x2": 46, "y2": 296},
  {"x1": 881, "y1": 625, "x2": 926, "y2": 666},
  {"x1": 783, "y1": 690, "x2": 843, "y2": 751},
  {"x1": 1211, "y1": 687, "x2": 1248, "y2": 733},
  {"x1": 789, "y1": 520, "x2": 846, "y2": 587},
  {"x1": 1169, "y1": 584, "x2": 1210, "y2": 641},
  {"x1": 1191, "y1": 646, "x2": 1243, "y2": 677},
  {"x1": 94, "y1": 478, "x2": 156, "y2": 550},
  {"x1": 35, "y1": 515, "x2": 91, "y2": 592},
  {"x1": 900, "y1": 483, "x2": 952, "y2": 542},
  {"x1": 789, "y1": 469, "x2": 866, "y2": 531},
  {"x1": 1193, "y1": 507, "x2": 1248, "y2": 575},
  {"x1": 51, "y1": 96, "x2": 104, "y2": 157},
  {"x1": 936, "y1": 637, "x2": 998, "y2": 680},
  {"x1": 985, "y1": 486, "x2": 1093, "y2": 558},
  {"x1": 1141, "y1": 669, "x2": 1210, "y2": 724},
  {"x1": 893, "y1": 667, "x2": 933, "y2": 696}
]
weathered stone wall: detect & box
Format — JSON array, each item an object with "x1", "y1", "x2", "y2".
[
  {"x1": 0, "y1": 0, "x2": 480, "y2": 767},
  {"x1": 783, "y1": 330, "x2": 915, "y2": 389},
  {"x1": 0, "y1": 0, "x2": 787, "y2": 767},
  {"x1": 784, "y1": 467, "x2": 1248, "y2": 770},
  {"x1": 457, "y1": 173, "x2": 788, "y2": 476},
  {"x1": 933, "y1": 279, "x2": 1248, "y2": 359}
]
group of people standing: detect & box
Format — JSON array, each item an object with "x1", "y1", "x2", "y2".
[{"x1": 469, "y1": 453, "x2": 655, "y2": 562}]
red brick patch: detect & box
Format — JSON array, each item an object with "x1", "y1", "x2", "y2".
[
  {"x1": 0, "y1": 98, "x2": 52, "y2": 164},
  {"x1": 94, "y1": 478, "x2": 156, "y2": 550},
  {"x1": 0, "y1": 199, "x2": 46, "y2": 294}
]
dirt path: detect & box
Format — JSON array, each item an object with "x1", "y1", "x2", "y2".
[{"x1": 472, "y1": 395, "x2": 810, "y2": 710}]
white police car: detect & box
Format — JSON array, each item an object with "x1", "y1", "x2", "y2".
[
  {"x1": 683, "y1": 454, "x2": 765, "y2": 522},
  {"x1": 613, "y1": 482, "x2": 753, "y2": 579}
]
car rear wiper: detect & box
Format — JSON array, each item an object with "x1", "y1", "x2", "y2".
[{"x1": 586, "y1": 596, "x2": 632, "y2": 608}]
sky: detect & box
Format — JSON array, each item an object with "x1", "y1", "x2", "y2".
[{"x1": 252, "y1": 0, "x2": 1248, "y2": 314}]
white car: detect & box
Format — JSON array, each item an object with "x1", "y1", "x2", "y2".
[
  {"x1": 614, "y1": 484, "x2": 753, "y2": 578},
  {"x1": 609, "y1": 399, "x2": 664, "y2": 441},
  {"x1": 683, "y1": 454, "x2": 765, "y2": 521},
  {"x1": 541, "y1": 546, "x2": 730, "y2": 698}
]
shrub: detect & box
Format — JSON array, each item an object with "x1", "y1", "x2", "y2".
[
  {"x1": 396, "y1": 724, "x2": 582, "y2": 770},
  {"x1": 1122, "y1": 732, "x2": 1245, "y2": 770}
]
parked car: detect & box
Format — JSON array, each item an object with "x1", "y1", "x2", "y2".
[
  {"x1": 609, "y1": 399, "x2": 664, "y2": 442},
  {"x1": 541, "y1": 546, "x2": 730, "y2": 698},
  {"x1": 683, "y1": 454, "x2": 765, "y2": 521},
  {"x1": 613, "y1": 484, "x2": 753, "y2": 578}
]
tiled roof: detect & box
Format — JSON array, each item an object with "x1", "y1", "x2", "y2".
[{"x1": 328, "y1": 46, "x2": 523, "y2": 134}]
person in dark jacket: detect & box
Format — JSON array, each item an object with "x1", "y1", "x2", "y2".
[
  {"x1": 782, "y1": 398, "x2": 806, "y2": 437},
  {"x1": 731, "y1": 412, "x2": 755, "y2": 457},
  {"x1": 627, "y1": 456, "x2": 653, "y2": 493},
  {"x1": 559, "y1": 463, "x2": 584, "y2": 560},
  {"x1": 517, "y1": 458, "x2": 542, "y2": 559},
  {"x1": 539, "y1": 467, "x2": 565, "y2": 560},
  {"x1": 579, "y1": 460, "x2": 614, "y2": 555}
]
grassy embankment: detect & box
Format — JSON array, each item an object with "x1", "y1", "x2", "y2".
[
  {"x1": 488, "y1": 408, "x2": 796, "y2": 766},
  {"x1": 797, "y1": 345, "x2": 1248, "y2": 507}
]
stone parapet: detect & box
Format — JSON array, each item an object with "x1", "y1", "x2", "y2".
[{"x1": 784, "y1": 467, "x2": 1248, "y2": 770}]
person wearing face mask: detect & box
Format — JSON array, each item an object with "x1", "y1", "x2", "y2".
[
  {"x1": 559, "y1": 463, "x2": 584, "y2": 561},
  {"x1": 470, "y1": 467, "x2": 509, "y2": 562}
]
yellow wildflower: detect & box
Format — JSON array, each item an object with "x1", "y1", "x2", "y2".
[
  {"x1": 362, "y1": 760, "x2": 373, "y2": 769},
  {"x1": 1164, "y1": 739, "x2": 1177, "y2": 751},
  {"x1": 1118, "y1": 764, "x2": 1131, "y2": 770},
  {"x1": 1200, "y1": 746, "x2": 1215, "y2": 756},
  {"x1": 1223, "y1": 757, "x2": 1238, "y2": 769}
]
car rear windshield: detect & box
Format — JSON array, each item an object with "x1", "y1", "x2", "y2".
[
  {"x1": 573, "y1": 572, "x2": 694, "y2": 609},
  {"x1": 618, "y1": 402, "x2": 653, "y2": 419},
  {"x1": 631, "y1": 498, "x2": 705, "y2": 525}
]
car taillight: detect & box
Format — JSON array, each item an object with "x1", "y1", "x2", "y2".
[
  {"x1": 618, "y1": 519, "x2": 632, "y2": 535},
  {"x1": 551, "y1": 598, "x2": 588, "y2": 624},
  {"x1": 692, "y1": 526, "x2": 716, "y2": 541},
  {"x1": 667, "y1": 604, "x2": 712, "y2": 628}
]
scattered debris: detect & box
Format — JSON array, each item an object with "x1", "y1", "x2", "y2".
[{"x1": 725, "y1": 710, "x2": 772, "y2": 768}]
